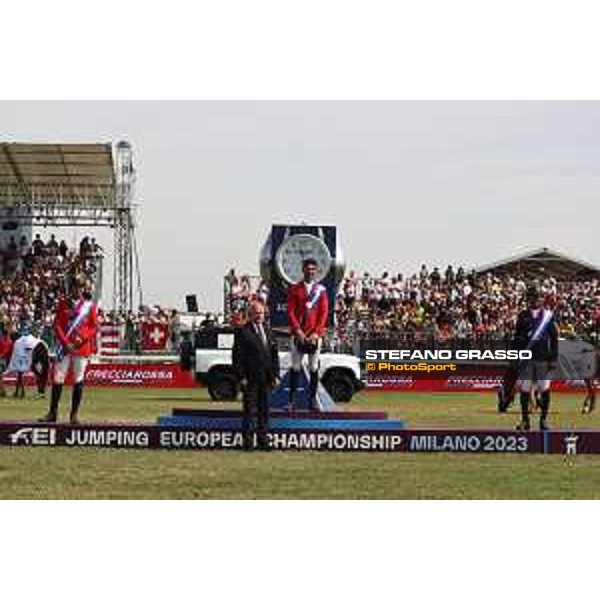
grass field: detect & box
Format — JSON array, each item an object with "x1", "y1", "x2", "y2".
[{"x1": 1, "y1": 386, "x2": 599, "y2": 499}]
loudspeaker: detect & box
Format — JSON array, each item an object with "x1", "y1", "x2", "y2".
[{"x1": 185, "y1": 294, "x2": 198, "y2": 313}]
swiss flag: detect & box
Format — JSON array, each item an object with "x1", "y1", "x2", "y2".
[{"x1": 141, "y1": 322, "x2": 169, "y2": 351}]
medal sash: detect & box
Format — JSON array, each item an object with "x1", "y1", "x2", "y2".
[
  {"x1": 301, "y1": 284, "x2": 324, "y2": 326},
  {"x1": 528, "y1": 309, "x2": 554, "y2": 348},
  {"x1": 500, "y1": 309, "x2": 555, "y2": 403},
  {"x1": 56, "y1": 299, "x2": 93, "y2": 360}
]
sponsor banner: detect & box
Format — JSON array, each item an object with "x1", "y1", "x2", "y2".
[
  {"x1": 3, "y1": 365, "x2": 590, "y2": 392},
  {"x1": 83, "y1": 363, "x2": 195, "y2": 387},
  {"x1": 0, "y1": 422, "x2": 405, "y2": 451},
  {"x1": 0, "y1": 421, "x2": 555, "y2": 453},
  {"x1": 2, "y1": 362, "x2": 196, "y2": 388},
  {"x1": 7, "y1": 420, "x2": 600, "y2": 454},
  {"x1": 364, "y1": 376, "x2": 595, "y2": 393},
  {"x1": 2, "y1": 362, "x2": 591, "y2": 392},
  {"x1": 2, "y1": 422, "x2": 153, "y2": 448}
]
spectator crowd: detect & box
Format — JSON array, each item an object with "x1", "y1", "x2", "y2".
[
  {"x1": 3, "y1": 240, "x2": 599, "y2": 358},
  {"x1": 222, "y1": 264, "x2": 600, "y2": 352},
  {"x1": 224, "y1": 269, "x2": 268, "y2": 326},
  {"x1": 0, "y1": 233, "x2": 102, "y2": 345},
  {"x1": 334, "y1": 265, "x2": 600, "y2": 350}
]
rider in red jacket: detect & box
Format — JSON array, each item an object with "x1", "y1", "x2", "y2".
[
  {"x1": 40, "y1": 279, "x2": 98, "y2": 423},
  {"x1": 287, "y1": 258, "x2": 329, "y2": 409},
  {"x1": 0, "y1": 331, "x2": 14, "y2": 398}
]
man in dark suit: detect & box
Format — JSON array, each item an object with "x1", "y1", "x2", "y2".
[{"x1": 232, "y1": 301, "x2": 280, "y2": 450}]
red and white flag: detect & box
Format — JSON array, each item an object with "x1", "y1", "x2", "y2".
[
  {"x1": 141, "y1": 322, "x2": 169, "y2": 351},
  {"x1": 99, "y1": 323, "x2": 121, "y2": 356}
]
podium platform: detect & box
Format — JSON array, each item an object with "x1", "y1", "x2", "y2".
[
  {"x1": 172, "y1": 408, "x2": 389, "y2": 420},
  {"x1": 158, "y1": 415, "x2": 405, "y2": 430},
  {"x1": 160, "y1": 367, "x2": 405, "y2": 432}
]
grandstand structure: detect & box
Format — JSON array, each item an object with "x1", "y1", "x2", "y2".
[
  {"x1": 476, "y1": 247, "x2": 600, "y2": 279},
  {"x1": 0, "y1": 141, "x2": 142, "y2": 313}
]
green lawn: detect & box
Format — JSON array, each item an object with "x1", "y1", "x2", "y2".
[{"x1": 0, "y1": 387, "x2": 599, "y2": 499}]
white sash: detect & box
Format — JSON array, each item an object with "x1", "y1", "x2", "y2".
[
  {"x1": 302, "y1": 284, "x2": 324, "y2": 325},
  {"x1": 56, "y1": 299, "x2": 93, "y2": 358},
  {"x1": 527, "y1": 309, "x2": 554, "y2": 347}
]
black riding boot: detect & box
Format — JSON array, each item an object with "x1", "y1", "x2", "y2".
[
  {"x1": 517, "y1": 392, "x2": 530, "y2": 431},
  {"x1": 16, "y1": 373, "x2": 25, "y2": 398},
  {"x1": 70, "y1": 382, "x2": 84, "y2": 424},
  {"x1": 39, "y1": 384, "x2": 63, "y2": 422},
  {"x1": 308, "y1": 371, "x2": 319, "y2": 411},
  {"x1": 539, "y1": 390, "x2": 551, "y2": 430},
  {"x1": 288, "y1": 370, "x2": 299, "y2": 411}
]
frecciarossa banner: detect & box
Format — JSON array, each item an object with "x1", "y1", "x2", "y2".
[
  {"x1": 3, "y1": 363, "x2": 196, "y2": 388},
  {"x1": 83, "y1": 363, "x2": 195, "y2": 387}
]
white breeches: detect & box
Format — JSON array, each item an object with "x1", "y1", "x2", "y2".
[
  {"x1": 54, "y1": 355, "x2": 89, "y2": 385},
  {"x1": 290, "y1": 338, "x2": 322, "y2": 373}
]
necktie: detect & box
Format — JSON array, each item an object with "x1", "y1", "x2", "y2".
[{"x1": 256, "y1": 324, "x2": 267, "y2": 347}]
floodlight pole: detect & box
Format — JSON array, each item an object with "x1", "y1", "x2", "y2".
[{"x1": 113, "y1": 141, "x2": 136, "y2": 315}]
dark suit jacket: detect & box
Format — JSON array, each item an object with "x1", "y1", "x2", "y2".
[{"x1": 232, "y1": 322, "x2": 280, "y2": 385}]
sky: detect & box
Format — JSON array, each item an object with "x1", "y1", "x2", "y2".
[{"x1": 2, "y1": 100, "x2": 600, "y2": 311}]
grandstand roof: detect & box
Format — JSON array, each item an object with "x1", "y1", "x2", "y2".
[
  {"x1": 0, "y1": 143, "x2": 115, "y2": 206},
  {"x1": 476, "y1": 247, "x2": 600, "y2": 279}
]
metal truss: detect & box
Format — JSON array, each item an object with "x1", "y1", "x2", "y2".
[{"x1": 0, "y1": 142, "x2": 143, "y2": 314}]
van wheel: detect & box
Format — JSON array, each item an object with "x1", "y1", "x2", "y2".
[
  {"x1": 322, "y1": 371, "x2": 355, "y2": 403},
  {"x1": 208, "y1": 372, "x2": 239, "y2": 401}
]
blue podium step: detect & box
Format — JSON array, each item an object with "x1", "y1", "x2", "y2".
[
  {"x1": 171, "y1": 408, "x2": 389, "y2": 420},
  {"x1": 158, "y1": 415, "x2": 404, "y2": 431},
  {"x1": 269, "y1": 368, "x2": 338, "y2": 411}
]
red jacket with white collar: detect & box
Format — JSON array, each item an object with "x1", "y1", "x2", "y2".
[
  {"x1": 287, "y1": 281, "x2": 329, "y2": 337},
  {"x1": 54, "y1": 296, "x2": 99, "y2": 358}
]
